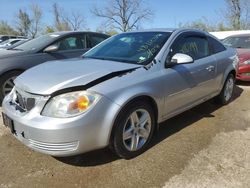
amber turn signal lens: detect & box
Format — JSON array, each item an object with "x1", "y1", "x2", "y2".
[{"x1": 77, "y1": 96, "x2": 89, "y2": 111}]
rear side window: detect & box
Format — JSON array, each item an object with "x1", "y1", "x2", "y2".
[
  {"x1": 222, "y1": 36, "x2": 250, "y2": 49},
  {"x1": 208, "y1": 36, "x2": 226, "y2": 54},
  {"x1": 88, "y1": 35, "x2": 108, "y2": 47}
]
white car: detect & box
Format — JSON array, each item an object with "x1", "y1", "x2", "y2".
[{"x1": 0, "y1": 39, "x2": 27, "y2": 49}]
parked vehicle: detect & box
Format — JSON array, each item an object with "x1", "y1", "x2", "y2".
[
  {"x1": 210, "y1": 30, "x2": 250, "y2": 40},
  {"x1": 2, "y1": 29, "x2": 238, "y2": 159},
  {"x1": 4, "y1": 39, "x2": 30, "y2": 50},
  {"x1": 222, "y1": 34, "x2": 250, "y2": 81},
  {"x1": 0, "y1": 38, "x2": 27, "y2": 49},
  {"x1": 0, "y1": 31, "x2": 109, "y2": 101},
  {"x1": 0, "y1": 35, "x2": 16, "y2": 43},
  {"x1": 0, "y1": 35, "x2": 26, "y2": 43}
]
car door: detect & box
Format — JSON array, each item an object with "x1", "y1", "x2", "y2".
[
  {"x1": 22, "y1": 34, "x2": 88, "y2": 69},
  {"x1": 51, "y1": 34, "x2": 88, "y2": 58},
  {"x1": 163, "y1": 32, "x2": 217, "y2": 117}
]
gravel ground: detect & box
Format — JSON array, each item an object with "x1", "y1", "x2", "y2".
[
  {"x1": 163, "y1": 127, "x2": 250, "y2": 188},
  {"x1": 0, "y1": 84, "x2": 249, "y2": 188}
]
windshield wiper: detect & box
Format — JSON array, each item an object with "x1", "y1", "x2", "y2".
[
  {"x1": 84, "y1": 56, "x2": 137, "y2": 64},
  {"x1": 85, "y1": 56, "x2": 108, "y2": 60}
]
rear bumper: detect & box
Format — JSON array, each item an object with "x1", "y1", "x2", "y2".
[{"x1": 236, "y1": 65, "x2": 250, "y2": 81}]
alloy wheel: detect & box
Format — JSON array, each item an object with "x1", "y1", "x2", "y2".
[
  {"x1": 224, "y1": 77, "x2": 234, "y2": 102},
  {"x1": 2, "y1": 76, "x2": 16, "y2": 96},
  {"x1": 122, "y1": 109, "x2": 152, "y2": 151}
]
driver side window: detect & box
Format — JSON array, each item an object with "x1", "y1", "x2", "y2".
[
  {"x1": 168, "y1": 35, "x2": 210, "y2": 61},
  {"x1": 54, "y1": 36, "x2": 86, "y2": 51}
]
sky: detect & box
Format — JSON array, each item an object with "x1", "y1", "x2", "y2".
[{"x1": 0, "y1": 0, "x2": 226, "y2": 31}]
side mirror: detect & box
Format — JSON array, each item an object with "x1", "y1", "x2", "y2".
[
  {"x1": 165, "y1": 53, "x2": 194, "y2": 68},
  {"x1": 43, "y1": 44, "x2": 59, "y2": 53}
]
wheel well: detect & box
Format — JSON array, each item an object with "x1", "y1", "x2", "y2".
[
  {"x1": 109, "y1": 95, "x2": 158, "y2": 146},
  {"x1": 109, "y1": 95, "x2": 159, "y2": 147},
  {"x1": 229, "y1": 70, "x2": 236, "y2": 78},
  {"x1": 0, "y1": 69, "x2": 24, "y2": 77},
  {"x1": 125, "y1": 95, "x2": 159, "y2": 122},
  {"x1": 222, "y1": 70, "x2": 236, "y2": 87}
]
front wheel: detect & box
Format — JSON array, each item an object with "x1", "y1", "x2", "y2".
[
  {"x1": 0, "y1": 71, "x2": 22, "y2": 103},
  {"x1": 111, "y1": 101, "x2": 156, "y2": 159},
  {"x1": 216, "y1": 74, "x2": 235, "y2": 105}
]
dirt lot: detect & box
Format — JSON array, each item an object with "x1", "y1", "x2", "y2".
[{"x1": 0, "y1": 84, "x2": 249, "y2": 188}]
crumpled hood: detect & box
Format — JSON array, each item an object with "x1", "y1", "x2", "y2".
[{"x1": 15, "y1": 58, "x2": 141, "y2": 95}]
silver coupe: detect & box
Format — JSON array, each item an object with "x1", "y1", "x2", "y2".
[{"x1": 2, "y1": 29, "x2": 238, "y2": 159}]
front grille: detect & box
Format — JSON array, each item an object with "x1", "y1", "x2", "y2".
[
  {"x1": 13, "y1": 89, "x2": 36, "y2": 112},
  {"x1": 16, "y1": 91, "x2": 26, "y2": 109}
]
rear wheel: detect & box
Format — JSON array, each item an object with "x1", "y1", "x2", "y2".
[
  {"x1": 111, "y1": 100, "x2": 156, "y2": 159},
  {"x1": 216, "y1": 73, "x2": 235, "y2": 105},
  {"x1": 0, "y1": 71, "x2": 22, "y2": 102}
]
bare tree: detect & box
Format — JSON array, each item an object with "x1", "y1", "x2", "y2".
[
  {"x1": 52, "y1": 3, "x2": 71, "y2": 31},
  {"x1": 179, "y1": 17, "x2": 216, "y2": 32},
  {"x1": 29, "y1": 4, "x2": 43, "y2": 38},
  {"x1": 241, "y1": 0, "x2": 250, "y2": 29},
  {"x1": 16, "y1": 9, "x2": 31, "y2": 37},
  {"x1": 92, "y1": 0, "x2": 153, "y2": 32},
  {"x1": 52, "y1": 3, "x2": 85, "y2": 31},
  {"x1": 0, "y1": 21, "x2": 18, "y2": 35},
  {"x1": 224, "y1": 0, "x2": 241, "y2": 29},
  {"x1": 62, "y1": 12, "x2": 85, "y2": 31},
  {"x1": 45, "y1": 26, "x2": 55, "y2": 34},
  {"x1": 223, "y1": 0, "x2": 250, "y2": 29}
]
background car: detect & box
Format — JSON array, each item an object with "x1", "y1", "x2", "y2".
[
  {"x1": 0, "y1": 38, "x2": 28, "y2": 49},
  {"x1": 0, "y1": 31, "x2": 109, "y2": 101},
  {"x1": 222, "y1": 34, "x2": 250, "y2": 81},
  {"x1": 2, "y1": 29, "x2": 237, "y2": 159},
  {"x1": 4, "y1": 39, "x2": 30, "y2": 50},
  {"x1": 0, "y1": 35, "x2": 26, "y2": 43},
  {"x1": 0, "y1": 35, "x2": 16, "y2": 43}
]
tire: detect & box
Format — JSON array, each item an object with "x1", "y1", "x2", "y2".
[
  {"x1": 0, "y1": 71, "x2": 22, "y2": 103},
  {"x1": 111, "y1": 100, "x2": 156, "y2": 159},
  {"x1": 215, "y1": 73, "x2": 235, "y2": 105}
]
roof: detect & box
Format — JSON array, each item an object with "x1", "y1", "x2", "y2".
[
  {"x1": 125, "y1": 28, "x2": 209, "y2": 35},
  {"x1": 49, "y1": 31, "x2": 109, "y2": 37},
  {"x1": 136, "y1": 28, "x2": 177, "y2": 32}
]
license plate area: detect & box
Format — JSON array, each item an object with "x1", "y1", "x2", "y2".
[{"x1": 2, "y1": 113, "x2": 16, "y2": 134}]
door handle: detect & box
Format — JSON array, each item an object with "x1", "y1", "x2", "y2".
[{"x1": 206, "y1": 66, "x2": 215, "y2": 72}]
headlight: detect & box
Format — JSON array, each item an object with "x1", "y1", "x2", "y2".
[{"x1": 42, "y1": 91, "x2": 101, "y2": 118}]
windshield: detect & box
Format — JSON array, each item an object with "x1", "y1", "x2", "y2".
[
  {"x1": 84, "y1": 32, "x2": 171, "y2": 65},
  {"x1": 222, "y1": 36, "x2": 250, "y2": 49},
  {"x1": 13, "y1": 34, "x2": 60, "y2": 51}
]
